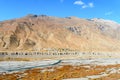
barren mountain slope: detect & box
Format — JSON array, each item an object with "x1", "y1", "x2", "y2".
[
  {"x1": 0, "y1": 15, "x2": 120, "y2": 52},
  {"x1": 92, "y1": 18, "x2": 120, "y2": 40}
]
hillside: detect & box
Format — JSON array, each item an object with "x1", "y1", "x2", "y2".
[{"x1": 0, "y1": 14, "x2": 120, "y2": 52}]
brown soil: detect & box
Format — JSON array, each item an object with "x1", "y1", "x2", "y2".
[{"x1": 1, "y1": 64, "x2": 120, "y2": 80}]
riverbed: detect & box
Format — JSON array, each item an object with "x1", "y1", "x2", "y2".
[{"x1": 0, "y1": 58, "x2": 120, "y2": 73}]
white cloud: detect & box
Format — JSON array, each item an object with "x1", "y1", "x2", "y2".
[
  {"x1": 74, "y1": 0, "x2": 84, "y2": 5},
  {"x1": 105, "y1": 11, "x2": 113, "y2": 16},
  {"x1": 82, "y1": 5, "x2": 87, "y2": 8},
  {"x1": 74, "y1": 0, "x2": 94, "y2": 9},
  {"x1": 88, "y1": 2, "x2": 94, "y2": 8}
]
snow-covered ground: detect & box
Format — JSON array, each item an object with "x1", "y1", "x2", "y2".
[
  {"x1": 61, "y1": 58, "x2": 120, "y2": 66},
  {"x1": 0, "y1": 58, "x2": 120, "y2": 74},
  {"x1": 0, "y1": 60, "x2": 61, "y2": 73}
]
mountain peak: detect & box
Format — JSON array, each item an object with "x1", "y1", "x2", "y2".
[{"x1": 0, "y1": 15, "x2": 120, "y2": 52}]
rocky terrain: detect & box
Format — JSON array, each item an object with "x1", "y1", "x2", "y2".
[{"x1": 0, "y1": 14, "x2": 120, "y2": 52}]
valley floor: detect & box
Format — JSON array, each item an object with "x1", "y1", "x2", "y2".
[{"x1": 1, "y1": 58, "x2": 120, "y2": 80}]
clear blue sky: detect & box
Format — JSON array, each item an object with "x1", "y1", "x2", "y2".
[{"x1": 0, "y1": 0, "x2": 120, "y2": 22}]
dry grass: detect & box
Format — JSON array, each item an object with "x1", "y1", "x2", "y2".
[
  {"x1": 1, "y1": 64, "x2": 120, "y2": 80},
  {"x1": 0, "y1": 66, "x2": 107, "y2": 80},
  {"x1": 94, "y1": 73, "x2": 120, "y2": 80}
]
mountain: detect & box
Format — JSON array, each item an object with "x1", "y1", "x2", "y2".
[
  {"x1": 0, "y1": 14, "x2": 120, "y2": 52},
  {"x1": 92, "y1": 18, "x2": 120, "y2": 40}
]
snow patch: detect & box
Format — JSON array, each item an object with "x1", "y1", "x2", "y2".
[
  {"x1": 0, "y1": 60, "x2": 60, "y2": 73},
  {"x1": 61, "y1": 58, "x2": 120, "y2": 66}
]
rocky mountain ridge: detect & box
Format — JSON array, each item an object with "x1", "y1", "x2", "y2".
[{"x1": 0, "y1": 14, "x2": 120, "y2": 52}]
